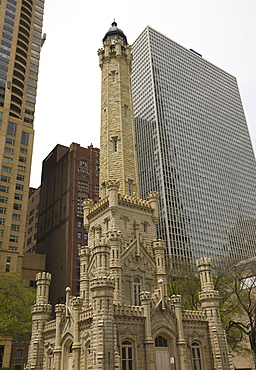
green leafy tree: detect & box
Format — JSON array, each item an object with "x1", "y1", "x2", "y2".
[
  {"x1": 166, "y1": 258, "x2": 248, "y2": 355},
  {"x1": 224, "y1": 259, "x2": 256, "y2": 366},
  {"x1": 0, "y1": 273, "x2": 35, "y2": 340},
  {"x1": 166, "y1": 259, "x2": 200, "y2": 310}
]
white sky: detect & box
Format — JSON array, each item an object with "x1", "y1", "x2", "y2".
[{"x1": 30, "y1": 0, "x2": 256, "y2": 188}]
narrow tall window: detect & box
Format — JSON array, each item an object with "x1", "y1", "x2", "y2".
[
  {"x1": 191, "y1": 342, "x2": 203, "y2": 370},
  {"x1": 21, "y1": 131, "x2": 29, "y2": 145},
  {"x1": 127, "y1": 179, "x2": 134, "y2": 196},
  {"x1": 7, "y1": 122, "x2": 16, "y2": 136},
  {"x1": 112, "y1": 137, "x2": 118, "y2": 152},
  {"x1": 134, "y1": 278, "x2": 141, "y2": 305},
  {"x1": 124, "y1": 105, "x2": 128, "y2": 118},
  {"x1": 111, "y1": 71, "x2": 116, "y2": 82},
  {"x1": 121, "y1": 340, "x2": 133, "y2": 370}
]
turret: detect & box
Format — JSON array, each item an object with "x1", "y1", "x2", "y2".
[
  {"x1": 26, "y1": 273, "x2": 52, "y2": 370},
  {"x1": 153, "y1": 240, "x2": 166, "y2": 288},
  {"x1": 196, "y1": 258, "x2": 233, "y2": 370},
  {"x1": 196, "y1": 257, "x2": 219, "y2": 310}
]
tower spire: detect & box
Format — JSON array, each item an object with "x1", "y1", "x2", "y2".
[{"x1": 98, "y1": 23, "x2": 139, "y2": 198}]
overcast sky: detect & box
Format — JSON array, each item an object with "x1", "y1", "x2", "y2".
[{"x1": 29, "y1": 0, "x2": 256, "y2": 188}]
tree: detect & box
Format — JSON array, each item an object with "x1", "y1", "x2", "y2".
[
  {"x1": 0, "y1": 273, "x2": 35, "y2": 340},
  {"x1": 166, "y1": 258, "x2": 250, "y2": 356},
  {"x1": 166, "y1": 259, "x2": 201, "y2": 310},
  {"x1": 224, "y1": 258, "x2": 256, "y2": 366}
]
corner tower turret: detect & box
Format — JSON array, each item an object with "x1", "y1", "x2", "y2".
[{"x1": 98, "y1": 22, "x2": 139, "y2": 198}]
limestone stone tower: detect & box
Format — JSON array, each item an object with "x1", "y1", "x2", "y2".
[
  {"x1": 82, "y1": 22, "x2": 162, "y2": 369},
  {"x1": 98, "y1": 21, "x2": 139, "y2": 198},
  {"x1": 197, "y1": 258, "x2": 233, "y2": 370},
  {"x1": 26, "y1": 273, "x2": 52, "y2": 369}
]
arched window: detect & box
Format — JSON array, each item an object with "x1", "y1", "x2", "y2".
[
  {"x1": 155, "y1": 336, "x2": 168, "y2": 347},
  {"x1": 47, "y1": 350, "x2": 53, "y2": 370},
  {"x1": 134, "y1": 278, "x2": 141, "y2": 305},
  {"x1": 121, "y1": 340, "x2": 133, "y2": 370},
  {"x1": 191, "y1": 342, "x2": 203, "y2": 370}
]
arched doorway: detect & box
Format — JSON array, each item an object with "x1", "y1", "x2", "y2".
[
  {"x1": 67, "y1": 344, "x2": 73, "y2": 370},
  {"x1": 155, "y1": 335, "x2": 170, "y2": 370}
]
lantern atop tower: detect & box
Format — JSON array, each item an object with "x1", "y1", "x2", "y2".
[{"x1": 102, "y1": 21, "x2": 128, "y2": 46}]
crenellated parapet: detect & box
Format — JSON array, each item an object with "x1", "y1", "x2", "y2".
[
  {"x1": 80, "y1": 307, "x2": 93, "y2": 321},
  {"x1": 44, "y1": 319, "x2": 57, "y2": 333},
  {"x1": 86, "y1": 196, "x2": 109, "y2": 220},
  {"x1": 182, "y1": 310, "x2": 207, "y2": 321},
  {"x1": 31, "y1": 304, "x2": 52, "y2": 315},
  {"x1": 198, "y1": 290, "x2": 219, "y2": 301},
  {"x1": 114, "y1": 303, "x2": 144, "y2": 318},
  {"x1": 98, "y1": 40, "x2": 132, "y2": 69},
  {"x1": 90, "y1": 276, "x2": 115, "y2": 292},
  {"x1": 90, "y1": 275, "x2": 115, "y2": 287}
]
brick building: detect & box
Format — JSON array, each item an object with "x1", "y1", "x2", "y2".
[{"x1": 36, "y1": 143, "x2": 99, "y2": 305}]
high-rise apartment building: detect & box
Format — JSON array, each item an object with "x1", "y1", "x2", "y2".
[
  {"x1": 0, "y1": 0, "x2": 45, "y2": 274},
  {"x1": 36, "y1": 143, "x2": 99, "y2": 305},
  {"x1": 131, "y1": 26, "x2": 256, "y2": 263}
]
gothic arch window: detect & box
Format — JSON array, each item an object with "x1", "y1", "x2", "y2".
[
  {"x1": 121, "y1": 340, "x2": 133, "y2": 370},
  {"x1": 84, "y1": 341, "x2": 90, "y2": 370},
  {"x1": 133, "y1": 277, "x2": 141, "y2": 305},
  {"x1": 191, "y1": 342, "x2": 203, "y2": 370},
  {"x1": 155, "y1": 336, "x2": 168, "y2": 347},
  {"x1": 46, "y1": 350, "x2": 53, "y2": 370}
]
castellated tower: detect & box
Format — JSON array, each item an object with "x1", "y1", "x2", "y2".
[
  {"x1": 197, "y1": 258, "x2": 233, "y2": 370},
  {"x1": 26, "y1": 273, "x2": 52, "y2": 370},
  {"x1": 98, "y1": 21, "x2": 139, "y2": 198},
  {"x1": 26, "y1": 23, "x2": 233, "y2": 370}
]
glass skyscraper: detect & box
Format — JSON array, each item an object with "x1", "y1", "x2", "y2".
[
  {"x1": 131, "y1": 26, "x2": 256, "y2": 263},
  {"x1": 0, "y1": 0, "x2": 45, "y2": 274}
]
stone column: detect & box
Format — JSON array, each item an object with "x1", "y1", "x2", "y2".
[
  {"x1": 79, "y1": 246, "x2": 90, "y2": 307},
  {"x1": 53, "y1": 304, "x2": 65, "y2": 370},
  {"x1": 141, "y1": 292, "x2": 155, "y2": 370},
  {"x1": 71, "y1": 297, "x2": 83, "y2": 370},
  {"x1": 171, "y1": 295, "x2": 187, "y2": 370}
]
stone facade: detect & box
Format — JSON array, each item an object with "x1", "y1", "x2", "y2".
[{"x1": 25, "y1": 23, "x2": 233, "y2": 370}]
